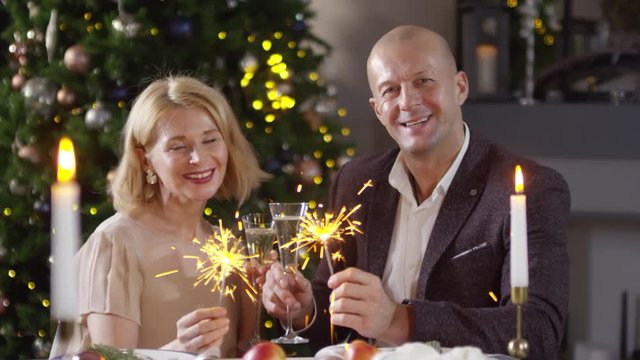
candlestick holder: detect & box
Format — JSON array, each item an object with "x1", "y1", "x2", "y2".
[{"x1": 508, "y1": 287, "x2": 529, "y2": 359}]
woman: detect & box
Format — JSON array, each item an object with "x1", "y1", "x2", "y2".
[{"x1": 50, "y1": 76, "x2": 269, "y2": 357}]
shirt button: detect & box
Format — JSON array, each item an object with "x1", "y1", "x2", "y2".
[{"x1": 469, "y1": 188, "x2": 478, "y2": 196}]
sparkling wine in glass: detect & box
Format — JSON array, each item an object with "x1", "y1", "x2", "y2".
[
  {"x1": 269, "y1": 202, "x2": 309, "y2": 345},
  {"x1": 242, "y1": 213, "x2": 276, "y2": 345}
]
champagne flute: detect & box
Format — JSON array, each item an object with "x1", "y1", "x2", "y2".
[
  {"x1": 242, "y1": 213, "x2": 276, "y2": 345},
  {"x1": 269, "y1": 202, "x2": 309, "y2": 344}
]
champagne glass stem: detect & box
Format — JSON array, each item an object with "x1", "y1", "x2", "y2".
[{"x1": 285, "y1": 303, "x2": 293, "y2": 337}]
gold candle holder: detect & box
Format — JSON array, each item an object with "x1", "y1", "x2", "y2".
[{"x1": 508, "y1": 287, "x2": 529, "y2": 359}]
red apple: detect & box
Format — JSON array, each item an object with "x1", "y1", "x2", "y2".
[
  {"x1": 242, "y1": 341, "x2": 286, "y2": 360},
  {"x1": 345, "y1": 339, "x2": 378, "y2": 360}
]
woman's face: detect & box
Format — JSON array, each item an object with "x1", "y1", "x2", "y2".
[{"x1": 144, "y1": 106, "x2": 228, "y2": 206}]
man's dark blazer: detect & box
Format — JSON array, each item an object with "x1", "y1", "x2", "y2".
[{"x1": 308, "y1": 131, "x2": 570, "y2": 360}]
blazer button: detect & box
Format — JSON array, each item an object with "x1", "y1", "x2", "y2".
[{"x1": 469, "y1": 188, "x2": 478, "y2": 196}]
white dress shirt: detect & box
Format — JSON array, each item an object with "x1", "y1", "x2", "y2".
[{"x1": 382, "y1": 123, "x2": 470, "y2": 303}]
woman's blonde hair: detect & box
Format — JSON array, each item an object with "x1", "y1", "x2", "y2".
[{"x1": 110, "y1": 76, "x2": 269, "y2": 213}]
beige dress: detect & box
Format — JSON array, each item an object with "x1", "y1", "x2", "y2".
[{"x1": 50, "y1": 212, "x2": 251, "y2": 358}]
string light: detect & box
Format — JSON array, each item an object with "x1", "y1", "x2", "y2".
[
  {"x1": 262, "y1": 40, "x2": 272, "y2": 51},
  {"x1": 297, "y1": 50, "x2": 306, "y2": 58},
  {"x1": 38, "y1": 330, "x2": 46, "y2": 337},
  {"x1": 273, "y1": 32, "x2": 283, "y2": 39},
  {"x1": 288, "y1": 41, "x2": 296, "y2": 49},
  {"x1": 8, "y1": 270, "x2": 16, "y2": 278},
  {"x1": 313, "y1": 176, "x2": 323, "y2": 185},
  {"x1": 308, "y1": 72, "x2": 319, "y2": 81},
  {"x1": 265, "y1": 114, "x2": 276, "y2": 123},
  {"x1": 218, "y1": 32, "x2": 227, "y2": 40},
  {"x1": 507, "y1": 0, "x2": 518, "y2": 8},
  {"x1": 42, "y1": 299, "x2": 50, "y2": 308},
  {"x1": 325, "y1": 159, "x2": 335, "y2": 168},
  {"x1": 89, "y1": 207, "x2": 98, "y2": 215},
  {"x1": 265, "y1": 81, "x2": 276, "y2": 89},
  {"x1": 83, "y1": 12, "x2": 92, "y2": 21},
  {"x1": 204, "y1": 207, "x2": 213, "y2": 216},
  {"x1": 118, "y1": 101, "x2": 126, "y2": 108},
  {"x1": 313, "y1": 150, "x2": 322, "y2": 159},
  {"x1": 150, "y1": 27, "x2": 159, "y2": 36},
  {"x1": 341, "y1": 127, "x2": 351, "y2": 136},
  {"x1": 346, "y1": 147, "x2": 355, "y2": 156},
  {"x1": 309, "y1": 200, "x2": 317, "y2": 209},
  {"x1": 252, "y1": 100, "x2": 264, "y2": 110},
  {"x1": 264, "y1": 127, "x2": 273, "y2": 134},
  {"x1": 323, "y1": 134, "x2": 333, "y2": 143},
  {"x1": 338, "y1": 108, "x2": 347, "y2": 117},
  {"x1": 95, "y1": 22, "x2": 103, "y2": 30},
  {"x1": 319, "y1": 126, "x2": 328, "y2": 134},
  {"x1": 247, "y1": 34, "x2": 256, "y2": 43},
  {"x1": 28, "y1": 282, "x2": 36, "y2": 290},
  {"x1": 544, "y1": 34, "x2": 555, "y2": 45},
  {"x1": 245, "y1": 120, "x2": 254, "y2": 129},
  {"x1": 3, "y1": 208, "x2": 12, "y2": 216}
]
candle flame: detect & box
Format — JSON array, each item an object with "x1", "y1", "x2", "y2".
[
  {"x1": 515, "y1": 165, "x2": 524, "y2": 194},
  {"x1": 57, "y1": 137, "x2": 76, "y2": 182}
]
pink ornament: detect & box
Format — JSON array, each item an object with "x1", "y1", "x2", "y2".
[
  {"x1": 63, "y1": 44, "x2": 91, "y2": 73},
  {"x1": 11, "y1": 73, "x2": 26, "y2": 90}
]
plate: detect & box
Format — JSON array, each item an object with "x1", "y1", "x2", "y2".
[{"x1": 134, "y1": 349, "x2": 196, "y2": 360}]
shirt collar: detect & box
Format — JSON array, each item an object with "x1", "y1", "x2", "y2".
[{"x1": 389, "y1": 122, "x2": 471, "y2": 205}]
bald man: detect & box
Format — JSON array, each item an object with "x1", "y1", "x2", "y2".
[{"x1": 262, "y1": 25, "x2": 569, "y2": 360}]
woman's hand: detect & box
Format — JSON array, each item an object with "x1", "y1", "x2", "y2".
[{"x1": 163, "y1": 307, "x2": 230, "y2": 354}]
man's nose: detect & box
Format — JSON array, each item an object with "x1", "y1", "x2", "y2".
[{"x1": 399, "y1": 85, "x2": 420, "y2": 111}]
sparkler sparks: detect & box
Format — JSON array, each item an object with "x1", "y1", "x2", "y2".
[
  {"x1": 194, "y1": 220, "x2": 256, "y2": 301},
  {"x1": 282, "y1": 205, "x2": 362, "y2": 274},
  {"x1": 357, "y1": 179, "x2": 373, "y2": 195}
]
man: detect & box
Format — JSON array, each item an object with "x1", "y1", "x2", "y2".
[{"x1": 262, "y1": 25, "x2": 569, "y2": 360}]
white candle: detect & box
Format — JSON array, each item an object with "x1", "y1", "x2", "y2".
[
  {"x1": 476, "y1": 44, "x2": 498, "y2": 95},
  {"x1": 510, "y1": 165, "x2": 529, "y2": 287},
  {"x1": 51, "y1": 137, "x2": 80, "y2": 321}
]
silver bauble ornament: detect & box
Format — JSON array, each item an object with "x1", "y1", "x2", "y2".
[
  {"x1": 112, "y1": 13, "x2": 141, "y2": 38},
  {"x1": 85, "y1": 101, "x2": 112, "y2": 129},
  {"x1": 22, "y1": 77, "x2": 57, "y2": 115},
  {"x1": 64, "y1": 44, "x2": 91, "y2": 73},
  {"x1": 57, "y1": 87, "x2": 77, "y2": 107},
  {"x1": 11, "y1": 73, "x2": 26, "y2": 90},
  {"x1": 0, "y1": 293, "x2": 9, "y2": 315},
  {"x1": 32, "y1": 338, "x2": 51, "y2": 359},
  {"x1": 240, "y1": 53, "x2": 258, "y2": 73},
  {"x1": 9, "y1": 179, "x2": 27, "y2": 196}
]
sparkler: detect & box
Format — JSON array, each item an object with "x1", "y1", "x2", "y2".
[
  {"x1": 282, "y1": 204, "x2": 362, "y2": 275},
  {"x1": 194, "y1": 220, "x2": 257, "y2": 303}
]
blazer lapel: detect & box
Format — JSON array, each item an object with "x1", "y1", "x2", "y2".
[
  {"x1": 364, "y1": 164, "x2": 399, "y2": 278},
  {"x1": 415, "y1": 136, "x2": 491, "y2": 299}
]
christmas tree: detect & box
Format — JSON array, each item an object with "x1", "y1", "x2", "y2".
[{"x1": 0, "y1": 0, "x2": 353, "y2": 357}]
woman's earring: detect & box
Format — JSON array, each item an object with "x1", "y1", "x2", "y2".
[{"x1": 146, "y1": 169, "x2": 157, "y2": 185}]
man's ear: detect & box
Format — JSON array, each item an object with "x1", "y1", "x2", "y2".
[
  {"x1": 455, "y1": 71, "x2": 469, "y2": 106},
  {"x1": 369, "y1": 97, "x2": 384, "y2": 125}
]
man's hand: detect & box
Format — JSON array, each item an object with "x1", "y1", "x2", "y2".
[
  {"x1": 262, "y1": 261, "x2": 314, "y2": 328},
  {"x1": 328, "y1": 267, "x2": 410, "y2": 344}
]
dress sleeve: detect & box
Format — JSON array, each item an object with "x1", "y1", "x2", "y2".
[{"x1": 75, "y1": 227, "x2": 143, "y2": 325}]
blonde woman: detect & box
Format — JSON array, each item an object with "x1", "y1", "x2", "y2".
[{"x1": 50, "y1": 76, "x2": 269, "y2": 358}]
